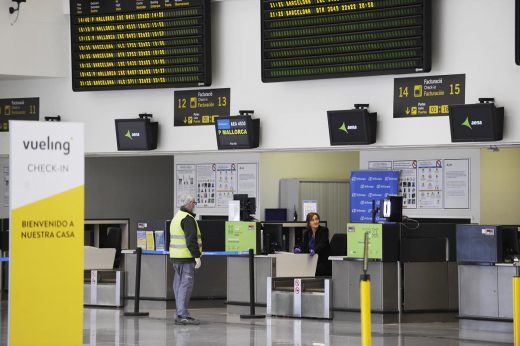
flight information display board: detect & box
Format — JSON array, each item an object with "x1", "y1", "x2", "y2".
[
  {"x1": 69, "y1": 0, "x2": 211, "y2": 91},
  {"x1": 261, "y1": 0, "x2": 431, "y2": 83}
]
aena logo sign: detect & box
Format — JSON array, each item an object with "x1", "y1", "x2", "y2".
[
  {"x1": 339, "y1": 122, "x2": 357, "y2": 134},
  {"x1": 124, "y1": 130, "x2": 141, "y2": 140},
  {"x1": 461, "y1": 116, "x2": 483, "y2": 130}
]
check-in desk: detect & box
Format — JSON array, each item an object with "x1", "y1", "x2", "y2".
[
  {"x1": 400, "y1": 223, "x2": 458, "y2": 312},
  {"x1": 331, "y1": 223, "x2": 400, "y2": 317},
  {"x1": 332, "y1": 223, "x2": 458, "y2": 322},
  {"x1": 457, "y1": 224, "x2": 520, "y2": 331},
  {"x1": 226, "y1": 253, "x2": 317, "y2": 314},
  {"x1": 125, "y1": 251, "x2": 227, "y2": 300}
]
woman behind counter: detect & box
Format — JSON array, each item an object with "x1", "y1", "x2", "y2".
[{"x1": 300, "y1": 212, "x2": 332, "y2": 277}]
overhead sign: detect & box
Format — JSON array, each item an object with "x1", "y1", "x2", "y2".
[
  {"x1": 174, "y1": 88, "x2": 230, "y2": 126},
  {"x1": 393, "y1": 74, "x2": 465, "y2": 117},
  {"x1": 9, "y1": 121, "x2": 84, "y2": 345},
  {"x1": 69, "y1": 0, "x2": 212, "y2": 91},
  {"x1": 0, "y1": 98, "x2": 39, "y2": 132},
  {"x1": 261, "y1": 0, "x2": 431, "y2": 82}
]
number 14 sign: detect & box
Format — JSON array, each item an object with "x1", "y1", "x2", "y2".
[{"x1": 393, "y1": 74, "x2": 465, "y2": 118}]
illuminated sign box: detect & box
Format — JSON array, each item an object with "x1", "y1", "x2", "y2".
[
  {"x1": 327, "y1": 108, "x2": 377, "y2": 145},
  {"x1": 215, "y1": 115, "x2": 260, "y2": 150},
  {"x1": 115, "y1": 118, "x2": 158, "y2": 150},
  {"x1": 449, "y1": 102, "x2": 504, "y2": 142}
]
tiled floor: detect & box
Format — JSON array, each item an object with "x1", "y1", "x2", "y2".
[{"x1": 0, "y1": 300, "x2": 515, "y2": 345}]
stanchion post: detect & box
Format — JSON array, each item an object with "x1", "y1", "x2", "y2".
[
  {"x1": 514, "y1": 272, "x2": 520, "y2": 346},
  {"x1": 124, "y1": 247, "x2": 149, "y2": 317},
  {"x1": 360, "y1": 232, "x2": 372, "y2": 346},
  {"x1": 240, "y1": 248, "x2": 265, "y2": 319}
]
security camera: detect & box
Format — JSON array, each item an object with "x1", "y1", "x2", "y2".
[{"x1": 9, "y1": 0, "x2": 26, "y2": 14}]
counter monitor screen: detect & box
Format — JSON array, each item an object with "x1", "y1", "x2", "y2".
[
  {"x1": 261, "y1": 0, "x2": 431, "y2": 82},
  {"x1": 69, "y1": 0, "x2": 212, "y2": 91}
]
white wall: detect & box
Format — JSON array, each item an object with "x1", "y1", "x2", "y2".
[
  {"x1": 0, "y1": 0, "x2": 519, "y2": 155},
  {"x1": 0, "y1": 0, "x2": 67, "y2": 78}
]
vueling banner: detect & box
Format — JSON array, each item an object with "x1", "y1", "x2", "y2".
[{"x1": 8, "y1": 121, "x2": 84, "y2": 346}]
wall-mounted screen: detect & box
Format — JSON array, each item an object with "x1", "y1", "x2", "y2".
[
  {"x1": 449, "y1": 103, "x2": 504, "y2": 142},
  {"x1": 327, "y1": 109, "x2": 377, "y2": 145},
  {"x1": 261, "y1": 0, "x2": 431, "y2": 83},
  {"x1": 215, "y1": 116, "x2": 260, "y2": 149},
  {"x1": 69, "y1": 0, "x2": 211, "y2": 91},
  {"x1": 115, "y1": 118, "x2": 158, "y2": 150}
]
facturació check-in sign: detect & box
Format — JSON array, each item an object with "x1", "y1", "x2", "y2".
[{"x1": 9, "y1": 120, "x2": 84, "y2": 346}]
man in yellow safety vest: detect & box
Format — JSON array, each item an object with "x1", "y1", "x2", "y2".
[{"x1": 170, "y1": 194, "x2": 202, "y2": 325}]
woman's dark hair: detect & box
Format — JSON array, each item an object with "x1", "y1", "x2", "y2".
[{"x1": 306, "y1": 212, "x2": 320, "y2": 228}]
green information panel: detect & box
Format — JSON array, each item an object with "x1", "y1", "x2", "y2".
[
  {"x1": 225, "y1": 221, "x2": 257, "y2": 253},
  {"x1": 346, "y1": 223, "x2": 382, "y2": 260}
]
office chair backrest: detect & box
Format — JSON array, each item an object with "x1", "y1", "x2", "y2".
[
  {"x1": 103, "y1": 227, "x2": 122, "y2": 268},
  {"x1": 329, "y1": 233, "x2": 347, "y2": 256}
]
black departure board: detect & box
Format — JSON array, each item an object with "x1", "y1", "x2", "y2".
[
  {"x1": 69, "y1": 0, "x2": 211, "y2": 91},
  {"x1": 261, "y1": 0, "x2": 431, "y2": 83}
]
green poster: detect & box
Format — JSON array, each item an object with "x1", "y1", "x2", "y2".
[
  {"x1": 346, "y1": 223, "x2": 383, "y2": 260},
  {"x1": 225, "y1": 221, "x2": 257, "y2": 253}
]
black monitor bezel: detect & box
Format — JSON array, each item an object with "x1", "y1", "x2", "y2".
[
  {"x1": 449, "y1": 103, "x2": 500, "y2": 142},
  {"x1": 215, "y1": 115, "x2": 259, "y2": 150},
  {"x1": 327, "y1": 109, "x2": 376, "y2": 145},
  {"x1": 115, "y1": 118, "x2": 156, "y2": 151}
]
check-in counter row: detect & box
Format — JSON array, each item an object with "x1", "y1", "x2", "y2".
[{"x1": 227, "y1": 222, "x2": 460, "y2": 318}]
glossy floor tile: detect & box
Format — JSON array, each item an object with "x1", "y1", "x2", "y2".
[{"x1": 0, "y1": 300, "x2": 515, "y2": 345}]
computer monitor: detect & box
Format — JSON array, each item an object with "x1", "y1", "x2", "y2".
[
  {"x1": 262, "y1": 223, "x2": 284, "y2": 254},
  {"x1": 115, "y1": 118, "x2": 158, "y2": 150},
  {"x1": 379, "y1": 196, "x2": 403, "y2": 222},
  {"x1": 233, "y1": 194, "x2": 256, "y2": 221},
  {"x1": 500, "y1": 226, "x2": 520, "y2": 262},
  {"x1": 264, "y1": 208, "x2": 288, "y2": 222}
]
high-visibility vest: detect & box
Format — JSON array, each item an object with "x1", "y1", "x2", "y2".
[{"x1": 169, "y1": 210, "x2": 202, "y2": 258}]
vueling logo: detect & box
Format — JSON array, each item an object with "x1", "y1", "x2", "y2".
[
  {"x1": 461, "y1": 116, "x2": 483, "y2": 130},
  {"x1": 339, "y1": 122, "x2": 357, "y2": 134},
  {"x1": 124, "y1": 130, "x2": 140, "y2": 140}
]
